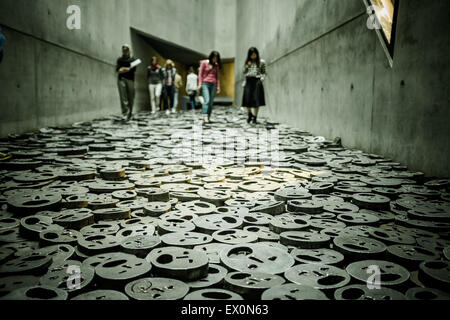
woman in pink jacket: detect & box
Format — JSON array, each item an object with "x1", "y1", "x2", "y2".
[{"x1": 197, "y1": 51, "x2": 221, "y2": 124}]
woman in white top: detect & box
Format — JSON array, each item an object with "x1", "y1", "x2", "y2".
[{"x1": 186, "y1": 66, "x2": 198, "y2": 111}]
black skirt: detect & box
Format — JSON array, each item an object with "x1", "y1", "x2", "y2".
[{"x1": 242, "y1": 77, "x2": 265, "y2": 108}]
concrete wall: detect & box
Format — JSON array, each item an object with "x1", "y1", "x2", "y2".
[
  {"x1": 234, "y1": 0, "x2": 450, "y2": 177},
  {"x1": 0, "y1": 0, "x2": 236, "y2": 136}
]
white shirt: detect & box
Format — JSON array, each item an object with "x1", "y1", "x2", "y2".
[{"x1": 186, "y1": 73, "x2": 198, "y2": 92}]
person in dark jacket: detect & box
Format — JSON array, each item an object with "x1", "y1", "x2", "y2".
[
  {"x1": 116, "y1": 44, "x2": 139, "y2": 121},
  {"x1": 147, "y1": 56, "x2": 164, "y2": 114},
  {"x1": 161, "y1": 59, "x2": 177, "y2": 116},
  {"x1": 242, "y1": 47, "x2": 266, "y2": 124}
]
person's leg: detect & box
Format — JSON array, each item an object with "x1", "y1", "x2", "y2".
[
  {"x1": 127, "y1": 79, "x2": 135, "y2": 120},
  {"x1": 149, "y1": 84, "x2": 156, "y2": 113},
  {"x1": 173, "y1": 89, "x2": 179, "y2": 113},
  {"x1": 167, "y1": 86, "x2": 174, "y2": 114},
  {"x1": 117, "y1": 79, "x2": 129, "y2": 117},
  {"x1": 207, "y1": 84, "x2": 217, "y2": 118},
  {"x1": 162, "y1": 85, "x2": 169, "y2": 111},
  {"x1": 202, "y1": 83, "x2": 211, "y2": 118},
  {"x1": 155, "y1": 83, "x2": 162, "y2": 112},
  {"x1": 190, "y1": 93, "x2": 196, "y2": 110}
]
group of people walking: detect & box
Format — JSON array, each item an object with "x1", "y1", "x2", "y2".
[{"x1": 116, "y1": 45, "x2": 267, "y2": 124}]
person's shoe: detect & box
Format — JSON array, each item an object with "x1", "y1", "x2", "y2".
[
  {"x1": 171, "y1": 108, "x2": 177, "y2": 114},
  {"x1": 252, "y1": 116, "x2": 258, "y2": 125},
  {"x1": 247, "y1": 113, "x2": 253, "y2": 124},
  {"x1": 166, "y1": 110, "x2": 171, "y2": 116},
  {"x1": 151, "y1": 110, "x2": 156, "y2": 114}
]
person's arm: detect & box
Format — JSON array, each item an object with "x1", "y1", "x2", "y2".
[
  {"x1": 159, "y1": 67, "x2": 164, "y2": 82},
  {"x1": 243, "y1": 60, "x2": 250, "y2": 75},
  {"x1": 216, "y1": 66, "x2": 221, "y2": 93},
  {"x1": 198, "y1": 62, "x2": 204, "y2": 90},
  {"x1": 260, "y1": 60, "x2": 267, "y2": 81}
]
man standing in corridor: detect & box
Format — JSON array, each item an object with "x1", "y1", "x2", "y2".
[{"x1": 116, "y1": 44, "x2": 139, "y2": 121}]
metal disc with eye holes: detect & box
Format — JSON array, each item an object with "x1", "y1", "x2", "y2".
[
  {"x1": 72, "y1": 290, "x2": 129, "y2": 300},
  {"x1": 387, "y1": 245, "x2": 440, "y2": 269},
  {"x1": 244, "y1": 226, "x2": 280, "y2": 242},
  {"x1": 33, "y1": 244, "x2": 75, "y2": 265},
  {"x1": 214, "y1": 206, "x2": 250, "y2": 217},
  {"x1": 80, "y1": 222, "x2": 120, "y2": 237},
  {"x1": 184, "y1": 288, "x2": 243, "y2": 300},
  {"x1": 120, "y1": 235, "x2": 161, "y2": 258},
  {"x1": 212, "y1": 229, "x2": 258, "y2": 245},
  {"x1": 287, "y1": 199, "x2": 323, "y2": 214},
  {"x1": 290, "y1": 248, "x2": 344, "y2": 266},
  {"x1": 224, "y1": 271, "x2": 285, "y2": 299},
  {"x1": 82, "y1": 252, "x2": 133, "y2": 270},
  {"x1": 334, "y1": 284, "x2": 405, "y2": 300},
  {"x1": 193, "y1": 243, "x2": 232, "y2": 264},
  {"x1": 285, "y1": 264, "x2": 351, "y2": 290},
  {"x1": 418, "y1": 260, "x2": 450, "y2": 291},
  {"x1": 322, "y1": 202, "x2": 360, "y2": 216},
  {"x1": 198, "y1": 189, "x2": 231, "y2": 206},
  {"x1": 262, "y1": 283, "x2": 329, "y2": 300},
  {"x1": 39, "y1": 229, "x2": 82, "y2": 247},
  {"x1": 87, "y1": 181, "x2": 134, "y2": 194},
  {"x1": 143, "y1": 188, "x2": 170, "y2": 202},
  {"x1": 146, "y1": 247, "x2": 209, "y2": 281},
  {"x1": 219, "y1": 243, "x2": 295, "y2": 275},
  {"x1": 274, "y1": 186, "x2": 311, "y2": 202},
  {"x1": 175, "y1": 200, "x2": 216, "y2": 216},
  {"x1": 0, "y1": 253, "x2": 53, "y2": 275},
  {"x1": 19, "y1": 215, "x2": 64, "y2": 240},
  {"x1": 119, "y1": 216, "x2": 160, "y2": 229},
  {"x1": 358, "y1": 209, "x2": 395, "y2": 223},
  {"x1": 161, "y1": 232, "x2": 213, "y2": 248},
  {"x1": 116, "y1": 199, "x2": 149, "y2": 212},
  {"x1": 368, "y1": 227, "x2": 416, "y2": 245},
  {"x1": 63, "y1": 194, "x2": 89, "y2": 209},
  {"x1": 7, "y1": 192, "x2": 62, "y2": 215},
  {"x1": 308, "y1": 218, "x2": 346, "y2": 231},
  {"x1": 186, "y1": 264, "x2": 228, "y2": 289},
  {"x1": 143, "y1": 202, "x2": 171, "y2": 217},
  {"x1": 280, "y1": 231, "x2": 331, "y2": 249},
  {"x1": 333, "y1": 236, "x2": 386, "y2": 260},
  {"x1": 40, "y1": 260, "x2": 94, "y2": 294},
  {"x1": 336, "y1": 212, "x2": 380, "y2": 225},
  {"x1": 125, "y1": 277, "x2": 189, "y2": 300},
  {"x1": 93, "y1": 207, "x2": 131, "y2": 222},
  {"x1": 239, "y1": 211, "x2": 273, "y2": 227},
  {"x1": 352, "y1": 193, "x2": 391, "y2": 210},
  {"x1": 50, "y1": 208, "x2": 94, "y2": 230},
  {"x1": 269, "y1": 214, "x2": 310, "y2": 234},
  {"x1": 111, "y1": 190, "x2": 137, "y2": 201},
  {"x1": 249, "y1": 201, "x2": 285, "y2": 215},
  {"x1": 158, "y1": 218, "x2": 196, "y2": 235},
  {"x1": 405, "y1": 287, "x2": 450, "y2": 300},
  {"x1": 116, "y1": 224, "x2": 155, "y2": 240},
  {"x1": 346, "y1": 260, "x2": 410, "y2": 287},
  {"x1": 0, "y1": 217, "x2": 20, "y2": 231},
  {"x1": 0, "y1": 231, "x2": 27, "y2": 246},
  {"x1": 169, "y1": 192, "x2": 200, "y2": 202},
  {"x1": 2, "y1": 285, "x2": 68, "y2": 300},
  {"x1": 194, "y1": 214, "x2": 243, "y2": 235},
  {"x1": 86, "y1": 195, "x2": 119, "y2": 210},
  {"x1": 77, "y1": 234, "x2": 120, "y2": 255},
  {"x1": 95, "y1": 255, "x2": 151, "y2": 285},
  {"x1": 0, "y1": 275, "x2": 41, "y2": 298},
  {"x1": 2, "y1": 241, "x2": 40, "y2": 258},
  {"x1": 160, "y1": 211, "x2": 198, "y2": 222}
]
